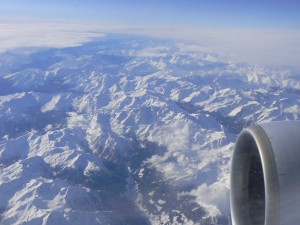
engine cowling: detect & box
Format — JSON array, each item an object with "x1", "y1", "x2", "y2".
[{"x1": 230, "y1": 121, "x2": 300, "y2": 225}]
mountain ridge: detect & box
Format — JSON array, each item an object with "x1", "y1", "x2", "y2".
[{"x1": 0, "y1": 34, "x2": 299, "y2": 224}]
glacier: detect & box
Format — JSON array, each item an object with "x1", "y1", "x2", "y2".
[{"x1": 0, "y1": 34, "x2": 299, "y2": 225}]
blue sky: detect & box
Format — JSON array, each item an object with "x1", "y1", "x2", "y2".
[{"x1": 1, "y1": 0, "x2": 300, "y2": 28}]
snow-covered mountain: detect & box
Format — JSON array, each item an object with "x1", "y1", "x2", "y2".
[{"x1": 0, "y1": 34, "x2": 299, "y2": 225}]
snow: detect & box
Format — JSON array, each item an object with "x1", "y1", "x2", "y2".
[
  {"x1": 41, "y1": 96, "x2": 61, "y2": 113},
  {"x1": 0, "y1": 34, "x2": 299, "y2": 225}
]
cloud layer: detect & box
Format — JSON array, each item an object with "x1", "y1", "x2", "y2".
[{"x1": 1, "y1": 21, "x2": 300, "y2": 69}]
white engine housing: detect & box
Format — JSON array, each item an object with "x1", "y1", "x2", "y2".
[{"x1": 231, "y1": 121, "x2": 300, "y2": 225}]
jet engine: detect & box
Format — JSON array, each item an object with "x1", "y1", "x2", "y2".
[{"x1": 230, "y1": 121, "x2": 300, "y2": 225}]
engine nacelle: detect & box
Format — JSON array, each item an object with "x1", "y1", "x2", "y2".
[{"x1": 231, "y1": 121, "x2": 300, "y2": 225}]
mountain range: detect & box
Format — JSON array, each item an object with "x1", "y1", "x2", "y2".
[{"x1": 0, "y1": 34, "x2": 299, "y2": 225}]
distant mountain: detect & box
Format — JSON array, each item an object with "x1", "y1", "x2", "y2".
[{"x1": 0, "y1": 34, "x2": 299, "y2": 225}]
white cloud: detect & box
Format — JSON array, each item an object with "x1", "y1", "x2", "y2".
[
  {"x1": 0, "y1": 22, "x2": 132, "y2": 52},
  {"x1": 179, "y1": 182, "x2": 230, "y2": 217},
  {"x1": 157, "y1": 120, "x2": 191, "y2": 152},
  {"x1": 146, "y1": 120, "x2": 193, "y2": 179},
  {"x1": 1, "y1": 21, "x2": 300, "y2": 69},
  {"x1": 127, "y1": 25, "x2": 300, "y2": 69}
]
